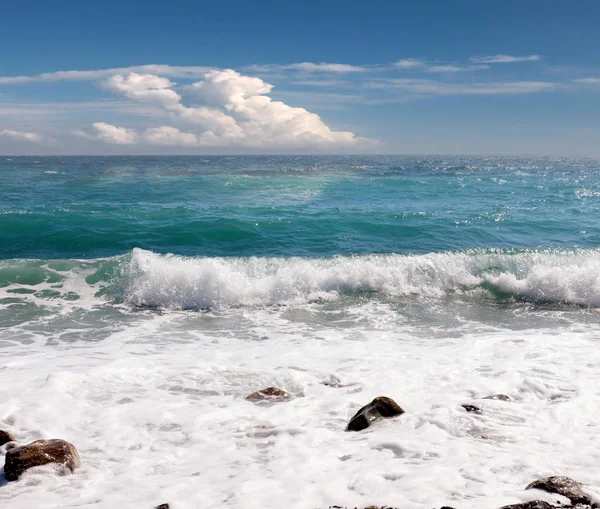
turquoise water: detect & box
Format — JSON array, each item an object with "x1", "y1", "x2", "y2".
[
  {"x1": 2, "y1": 155, "x2": 600, "y2": 313},
  {"x1": 2, "y1": 155, "x2": 599, "y2": 260}
]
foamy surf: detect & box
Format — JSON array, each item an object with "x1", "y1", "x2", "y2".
[{"x1": 3, "y1": 248, "x2": 600, "y2": 311}]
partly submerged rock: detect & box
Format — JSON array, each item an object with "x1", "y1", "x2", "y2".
[
  {"x1": 346, "y1": 396, "x2": 405, "y2": 432},
  {"x1": 484, "y1": 394, "x2": 511, "y2": 401},
  {"x1": 500, "y1": 502, "x2": 556, "y2": 509},
  {"x1": 526, "y1": 476, "x2": 595, "y2": 506},
  {"x1": 328, "y1": 506, "x2": 401, "y2": 509},
  {"x1": 246, "y1": 387, "x2": 290, "y2": 402},
  {"x1": 329, "y1": 506, "x2": 450, "y2": 509},
  {"x1": 0, "y1": 430, "x2": 16, "y2": 447},
  {"x1": 155, "y1": 504, "x2": 170, "y2": 509},
  {"x1": 321, "y1": 375, "x2": 343, "y2": 388},
  {"x1": 461, "y1": 404, "x2": 483, "y2": 413},
  {"x1": 3, "y1": 439, "x2": 81, "y2": 481}
]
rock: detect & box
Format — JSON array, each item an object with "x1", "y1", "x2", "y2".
[
  {"x1": 155, "y1": 505, "x2": 169, "y2": 509},
  {"x1": 484, "y1": 394, "x2": 511, "y2": 401},
  {"x1": 526, "y1": 476, "x2": 595, "y2": 506},
  {"x1": 500, "y1": 502, "x2": 556, "y2": 509},
  {"x1": 328, "y1": 506, "x2": 401, "y2": 509},
  {"x1": 246, "y1": 387, "x2": 290, "y2": 402},
  {"x1": 321, "y1": 375, "x2": 343, "y2": 388},
  {"x1": 346, "y1": 396, "x2": 405, "y2": 432},
  {"x1": 3, "y1": 439, "x2": 81, "y2": 481},
  {"x1": 0, "y1": 430, "x2": 16, "y2": 446},
  {"x1": 461, "y1": 404, "x2": 482, "y2": 413}
]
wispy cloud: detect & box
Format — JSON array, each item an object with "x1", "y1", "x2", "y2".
[
  {"x1": 573, "y1": 77, "x2": 600, "y2": 84},
  {"x1": 470, "y1": 54, "x2": 540, "y2": 64},
  {"x1": 244, "y1": 62, "x2": 372, "y2": 74},
  {"x1": 368, "y1": 79, "x2": 555, "y2": 96},
  {"x1": 394, "y1": 59, "x2": 425, "y2": 69},
  {"x1": 426, "y1": 65, "x2": 490, "y2": 73},
  {"x1": 0, "y1": 129, "x2": 44, "y2": 143},
  {"x1": 0, "y1": 65, "x2": 214, "y2": 85},
  {"x1": 290, "y1": 79, "x2": 350, "y2": 87},
  {"x1": 395, "y1": 59, "x2": 489, "y2": 73}
]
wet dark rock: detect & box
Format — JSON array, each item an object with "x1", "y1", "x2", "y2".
[
  {"x1": 3, "y1": 439, "x2": 81, "y2": 481},
  {"x1": 500, "y1": 502, "x2": 556, "y2": 509},
  {"x1": 346, "y1": 396, "x2": 405, "y2": 432},
  {"x1": 155, "y1": 505, "x2": 169, "y2": 509},
  {"x1": 0, "y1": 430, "x2": 16, "y2": 447},
  {"x1": 461, "y1": 404, "x2": 482, "y2": 413},
  {"x1": 526, "y1": 476, "x2": 595, "y2": 506},
  {"x1": 246, "y1": 387, "x2": 290, "y2": 402},
  {"x1": 484, "y1": 394, "x2": 511, "y2": 401}
]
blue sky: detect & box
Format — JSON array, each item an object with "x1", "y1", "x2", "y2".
[{"x1": 1, "y1": 0, "x2": 599, "y2": 155}]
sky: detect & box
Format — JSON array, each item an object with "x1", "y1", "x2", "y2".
[{"x1": 1, "y1": 0, "x2": 599, "y2": 155}]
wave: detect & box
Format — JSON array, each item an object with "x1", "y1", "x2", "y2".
[{"x1": 2, "y1": 248, "x2": 600, "y2": 310}]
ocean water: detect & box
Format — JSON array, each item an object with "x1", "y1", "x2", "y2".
[{"x1": 1, "y1": 155, "x2": 600, "y2": 508}]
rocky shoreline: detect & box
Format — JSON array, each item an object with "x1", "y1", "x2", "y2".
[{"x1": 2, "y1": 389, "x2": 598, "y2": 509}]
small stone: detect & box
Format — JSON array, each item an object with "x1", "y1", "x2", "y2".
[
  {"x1": 246, "y1": 387, "x2": 290, "y2": 402},
  {"x1": 484, "y1": 394, "x2": 511, "y2": 401},
  {"x1": 155, "y1": 505, "x2": 170, "y2": 509},
  {"x1": 328, "y1": 506, "x2": 401, "y2": 509},
  {"x1": 526, "y1": 476, "x2": 594, "y2": 506},
  {"x1": 0, "y1": 430, "x2": 16, "y2": 446},
  {"x1": 322, "y1": 375, "x2": 343, "y2": 388},
  {"x1": 500, "y1": 502, "x2": 556, "y2": 509},
  {"x1": 346, "y1": 396, "x2": 405, "y2": 432},
  {"x1": 461, "y1": 404, "x2": 482, "y2": 413},
  {"x1": 3, "y1": 439, "x2": 81, "y2": 481}
]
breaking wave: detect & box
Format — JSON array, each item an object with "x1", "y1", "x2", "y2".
[
  {"x1": 2, "y1": 248, "x2": 600, "y2": 310},
  {"x1": 122, "y1": 248, "x2": 600, "y2": 308}
]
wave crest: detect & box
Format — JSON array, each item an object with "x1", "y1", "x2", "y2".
[{"x1": 120, "y1": 248, "x2": 600, "y2": 309}]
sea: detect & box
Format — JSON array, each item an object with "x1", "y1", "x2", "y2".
[{"x1": 1, "y1": 155, "x2": 600, "y2": 508}]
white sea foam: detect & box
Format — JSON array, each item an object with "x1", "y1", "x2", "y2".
[
  {"x1": 121, "y1": 248, "x2": 600, "y2": 309},
  {"x1": 3, "y1": 248, "x2": 600, "y2": 312},
  {"x1": 2, "y1": 249, "x2": 600, "y2": 507},
  {"x1": 1, "y1": 301, "x2": 600, "y2": 508}
]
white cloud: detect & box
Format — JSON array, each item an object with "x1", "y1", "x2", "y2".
[
  {"x1": 75, "y1": 122, "x2": 138, "y2": 145},
  {"x1": 369, "y1": 79, "x2": 555, "y2": 96},
  {"x1": 0, "y1": 65, "x2": 213, "y2": 85},
  {"x1": 187, "y1": 71, "x2": 272, "y2": 104},
  {"x1": 426, "y1": 65, "x2": 489, "y2": 73},
  {"x1": 101, "y1": 73, "x2": 182, "y2": 108},
  {"x1": 0, "y1": 129, "x2": 43, "y2": 143},
  {"x1": 394, "y1": 60, "x2": 488, "y2": 73},
  {"x1": 573, "y1": 78, "x2": 600, "y2": 84},
  {"x1": 86, "y1": 69, "x2": 369, "y2": 149},
  {"x1": 141, "y1": 126, "x2": 200, "y2": 146},
  {"x1": 394, "y1": 59, "x2": 425, "y2": 69},
  {"x1": 470, "y1": 54, "x2": 540, "y2": 64},
  {"x1": 290, "y1": 79, "x2": 348, "y2": 87},
  {"x1": 244, "y1": 62, "x2": 370, "y2": 73}
]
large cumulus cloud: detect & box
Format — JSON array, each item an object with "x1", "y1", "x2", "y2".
[{"x1": 78, "y1": 70, "x2": 370, "y2": 149}]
